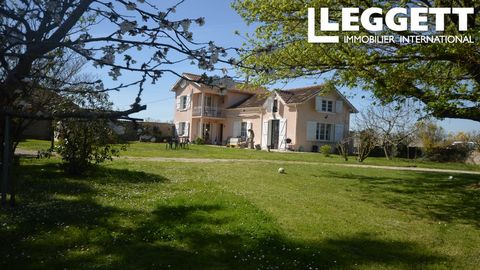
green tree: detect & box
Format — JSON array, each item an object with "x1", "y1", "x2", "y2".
[
  {"x1": 1, "y1": 0, "x2": 230, "y2": 206},
  {"x1": 54, "y1": 84, "x2": 126, "y2": 175},
  {"x1": 232, "y1": 0, "x2": 480, "y2": 121},
  {"x1": 415, "y1": 120, "x2": 446, "y2": 153}
]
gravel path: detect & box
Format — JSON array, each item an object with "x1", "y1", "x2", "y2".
[
  {"x1": 120, "y1": 156, "x2": 480, "y2": 175},
  {"x1": 15, "y1": 147, "x2": 480, "y2": 175}
]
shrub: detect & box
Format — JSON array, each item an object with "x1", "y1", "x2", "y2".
[
  {"x1": 320, "y1": 145, "x2": 332, "y2": 157},
  {"x1": 195, "y1": 137, "x2": 205, "y2": 145},
  {"x1": 426, "y1": 145, "x2": 472, "y2": 163},
  {"x1": 356, "y1": 129, "x2": 377, "y2": 162},
  {"x1": 56, "y1": 119, "x2": 126, "y2": 175}
]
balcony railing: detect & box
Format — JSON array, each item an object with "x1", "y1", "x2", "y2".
[{"x1": 192, "y1": 106, "x2": 224, "y2": 118}]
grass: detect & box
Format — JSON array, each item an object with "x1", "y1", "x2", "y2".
[
  {"x1": 18, "y1": 139, "x2": 480, "y2": 171},
  {"x1": 1, "y1": 156, "x2": 479, "y2": 269}
]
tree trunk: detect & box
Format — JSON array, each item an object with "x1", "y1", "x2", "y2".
[
  {"x1": 383, "y1": 144, "x2": 392, "y2": 160},
  {"x1": 1, "y1": 115, "x2": 11, "y2": 207}
]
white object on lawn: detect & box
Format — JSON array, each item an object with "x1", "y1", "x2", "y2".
[{"x1": 278, "y1": 168, "x2": 285, "y2": 174}]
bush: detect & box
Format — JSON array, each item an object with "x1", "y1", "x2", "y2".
[
  {"x1": 320, "y1": 145, "x2": 332, "y2": 157},
  {"x1": 56, "y1": 119, "x2": 126, "y2": 175},
  {"x1": 425, "y1": 145, "x2": 472, "y2": 163},
  {"x1": 194, "y1": 137, "x2": 205, "y2": 145}
]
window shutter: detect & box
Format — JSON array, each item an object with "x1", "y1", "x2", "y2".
[
  {"x1": 307, "y1": 121, "x2": 317, "y2": 141},
  {"x1": 335, "y1": 100, "x2": 343, "y2": 113},
  {"x1": 233, "y1": 121, "x2": 241, "y2": 137},
  {"x1": 185, "y1": 121, "x2": 190, "y2": 137},
  {"x1": 176, "y1": 96, "x2": 181, "y2": 110},
  {"x1": 261, "y1": 120, "x2": 269, "y2": 149},
  {"x1": 315, "y1": 96, "x2": 322, "y2": 112},
  {"x1": 174, "y1": 122, "x2": 180, "y2": 136},
  {"x1": 186, "y1": 94, "x2": 191, "y2": 109},
  {"x1": 279, "y1": 119, "x2": 287, "y2": 150},
  {"x1": 334, "y1": 124, "x2": 344, "y2": 142},
  {"x1": 265, "y1": 97, "x2": 273, "y2": 113},
  {"x1": 246, "y1": 121, "x2": 252, "y2": 138}
]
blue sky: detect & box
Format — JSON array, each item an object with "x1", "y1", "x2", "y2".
[{"x1": 88, "y1": 0, "x2": 479, "y2": 134}]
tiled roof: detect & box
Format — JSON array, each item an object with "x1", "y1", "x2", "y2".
[
  {"x1": 177, "y1": 74, "x2": 357, "y2": 112},
  {"x1": 275, "y1": 85, "x2": 324, "y2": 104},
  {"x1": 182, "y1": 73, "x2": 267, "y2": 94},
  {"x1": 182, "y1": 72, "x2": 203, "y2": 81},
  {"x1": 228, "y1": 93, "x2": 270, "y2": 109},
  {"x1": 229, "y1": 85, "x2": 326, "y2": 109}
]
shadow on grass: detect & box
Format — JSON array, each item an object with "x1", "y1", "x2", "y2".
[
  {"x1": 325, "y1": 170, "x2": 480, "y2": 227},
  {"x1": 102, "y1": 203, "x2": 445, "y2": 270},
  {"x1": 0, "y1": 163, "x2": 448, "y2": 269}
]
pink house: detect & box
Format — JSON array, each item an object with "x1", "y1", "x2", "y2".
[{"x1": 172, "y1": 73, "x2": 358, "y2": 151}]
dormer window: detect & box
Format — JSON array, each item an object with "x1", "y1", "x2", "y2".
[{"x1": 272, "y1": 99, "x2": 278, "y2": 113}]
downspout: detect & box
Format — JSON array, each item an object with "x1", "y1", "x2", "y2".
[
  {"x1": 260, "y1": 107, "x2": 264, "y2": 149},
  {"x1": 294, "y1": 103, "x2": 299, "y2": 150}
]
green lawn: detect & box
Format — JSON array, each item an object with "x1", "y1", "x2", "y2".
[
  {"x1": 1, "y1": 156, "x2": 479, "y2": 269},
  {"x1": 18, "y1": 139, "x2": 480, "y2": 171}
]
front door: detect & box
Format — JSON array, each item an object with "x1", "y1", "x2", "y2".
[
  {"x1": 218, "y1": 124, "x2": 224, "y2": 145},
  {"x1": 203, "y1": 123, "x2": 211, "y2": 143},
  {"x1": 270, "y1": 120, "x2": 280, "y2": 149}
]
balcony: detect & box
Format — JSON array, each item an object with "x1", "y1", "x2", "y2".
[{"x1": 192, "y1": 106, "x2": 224, "y2": 118}]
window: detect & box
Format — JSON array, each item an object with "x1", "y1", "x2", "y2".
[
  {"x1": 178, "y1": 122, "x2": 186, "y2": 136},
  {"x1": 180, "y1": 96, "x2": 187, "y2": 110},
  {"x1": 272, "y1": 99, "x2": 278, "y2": 113},
  {"x1": 316, "y1": 123, "x2": 332, "y2": 141},
  {"x1": 321, "y1": 100, "x2": 333, "y2": 112},
  {"x1": 205, "y1": 96, "x2": 213, "y2": 107},
  {"x1": 240, "y1": 122, "x2": 248, "y2": 138}
]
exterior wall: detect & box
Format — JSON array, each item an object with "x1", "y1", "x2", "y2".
[
  {"x1": 172, "y1": 79, "x2": 354, "y2": 151},
  {"x1": 173, "y1": 82, "x2": 195, "y2": 140},
  {"x1": 294, "y1": 92, "x2": 351, "y2": 152},
  {"x1": 261, "y1": 97, "x2": 297, "y2": 150},
  {"x1": 224, "y1": 108, "x2": 263, "y2": 146},
  {"x1": 119, "y1": 121, "x2": 174, "y2": 141}
]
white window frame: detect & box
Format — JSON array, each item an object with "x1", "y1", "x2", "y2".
[
  {"x1": 308, "y1": 122, "x2": 333, "y2": 142},
  {"x1": 321, "y1": 99, "x2": 334, "y2": 113},
  {"x1": 317, "y1": 123, "x2": 332, "y2": 141},
  {"x1": 178, "y1": 122, "x2": 186, "y2": 136},
  {"x1": 180, "y1": 96, "x2": 188, "y2": 110},
  {"x1": 240, "y1": 122, "x2": 248, "y2": 138}
]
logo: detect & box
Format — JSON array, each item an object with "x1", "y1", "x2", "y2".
[{"x1": 308, "y1": 7, "x2": 475, "y2": 44}]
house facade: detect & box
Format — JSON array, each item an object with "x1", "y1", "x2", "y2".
[{"x1": 172, "y1": 73, "x2": 358, "y2": 151}]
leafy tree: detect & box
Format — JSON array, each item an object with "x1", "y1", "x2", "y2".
[
  {"x1": 0, "y1": 0, "x2": 230, "y2": 205},
  {"x1": 232, "y1": 0, "x2": 480, "y2": 121},
  {"x1": 415, "y1": 120, "x2": 446, "y2": 153},
  {"x1": 471, "y1": 132, "x2": 480, "y2": 150},
  {"x1": 54, "y1": 83, "x2": 126, "y2": 175}
]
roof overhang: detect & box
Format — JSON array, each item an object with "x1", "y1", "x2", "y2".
[{"x1": 170, "y1": 73, "x2": 202, "y2": 91}]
